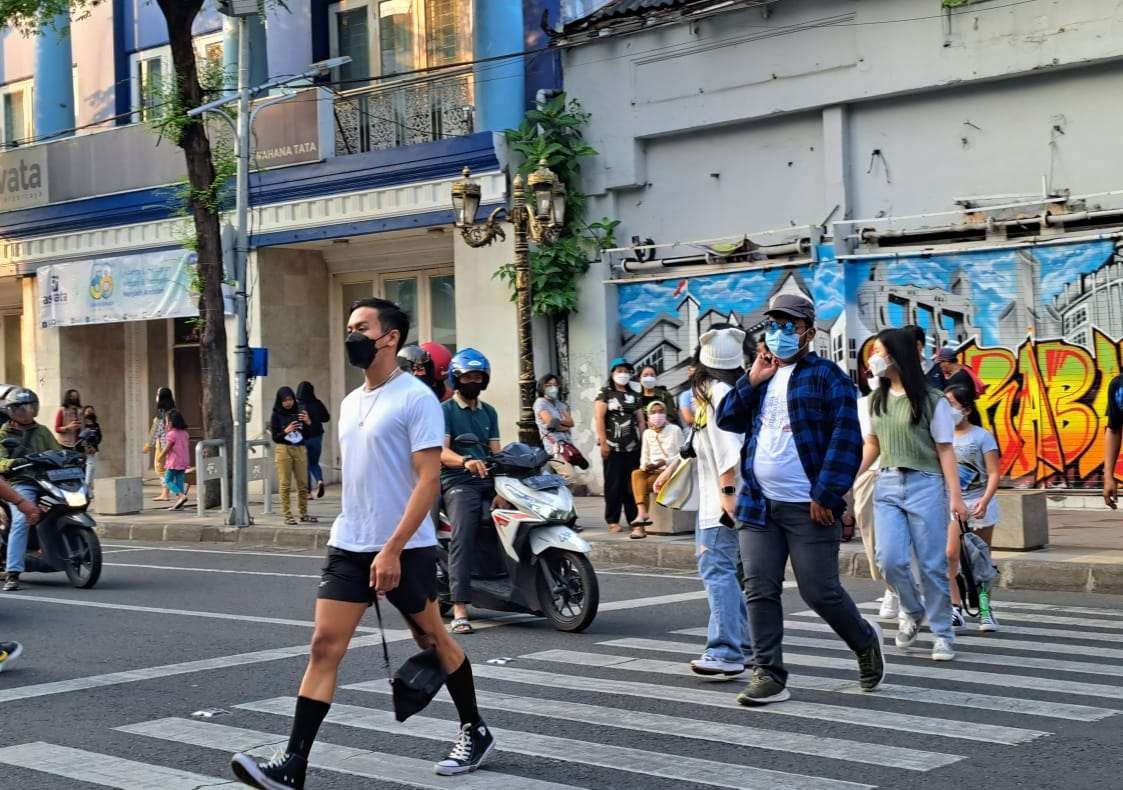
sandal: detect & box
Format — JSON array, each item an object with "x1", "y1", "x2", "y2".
[
  {"x1": 284, "y1": 516, "x2": 298, "y2": 526},
  {"x1": 316, "y1": 481, "x2": 325, "y2": 499},
  {"x1": 630, "y1": 526, "x2": 647, "y2": 539},
  {"x1": 630, "y1": 517, "x2": 653, "y2": 527},
  {"x1": 607, "y1": 524, "x2": 625, "y2": 533},
  {"x1": 300, "y1": 515, "x2": 319, "y2": 523},
  {"x1": 450, "y1": 618, "x2": 474, "y2": 635}
]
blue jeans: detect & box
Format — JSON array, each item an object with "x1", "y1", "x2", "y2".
[
  {"x1": 305, "y1": 435, "x2": 324, "y2": 488},
  {"x1": 164, "y1": 469, "x2": 187, "y2": 496},
  {"x1": 695, "y1": 524, "x2": 752, "y2": 664},
  {"x1": 874, "y1": 469, "x2": 954, "y2": 641},
  {"x1": 5, "y1": 482, "x2": 40, "y2": 573}
]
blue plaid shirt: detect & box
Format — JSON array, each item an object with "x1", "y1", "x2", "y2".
[{"x1": 716, "y1": 353, "x2": 862, "y2": 526}]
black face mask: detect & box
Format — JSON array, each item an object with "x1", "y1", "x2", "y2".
[
  {"x1": 345, "y1": 330, "x2": 390, "y2": 371},
  {"x1": 457, "y1": 383, "x2": 484, "y2": 401}
]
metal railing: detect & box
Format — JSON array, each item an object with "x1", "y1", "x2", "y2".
[
  {"x1": 194, "y1": 439, "x2": 229, "y2": 517},
  {"x1": 332, "y1": 68, "x2": 475, "y2": 155},
  {"x1": 247, "y1": 439, "x2": 275, "y2": 517}
]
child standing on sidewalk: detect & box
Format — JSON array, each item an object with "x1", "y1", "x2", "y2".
[
  {"x1": 163, "y1": 410, "x2": 191, "y2": 511},
  {"x1": 945, "y1": 385, "x2": 1001, "y2": 632}
]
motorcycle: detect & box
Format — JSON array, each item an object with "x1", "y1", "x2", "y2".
[
  {"x1": 437, "y1": 435, "x2": 599, "y2": 632},
  {"x1": 0, "y1": 441, "x2": 102, "y2": 589}
]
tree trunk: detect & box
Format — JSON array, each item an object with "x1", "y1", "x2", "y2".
[
  {"x1": 158, "y1": 0, "x2": 233, "y2": 509},
  {"x1": 554, "y1": 313, "x2": 571, "y2": 398}
]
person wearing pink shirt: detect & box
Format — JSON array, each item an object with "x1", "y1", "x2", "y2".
[{"x1": 162, "y1": 410, "x2": 191, "y2": 511}]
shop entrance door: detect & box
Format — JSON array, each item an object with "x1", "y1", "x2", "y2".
[
  {"x1": 172, "y1": 319, "x2": 205, "y2": 457},
  {"x1": 339, "y1": 270, "x2": 456, "y2": 394}
]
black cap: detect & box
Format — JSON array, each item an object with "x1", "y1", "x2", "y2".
[{"x1": 765, "y1": 293, "x2": 815, "y2": 321}]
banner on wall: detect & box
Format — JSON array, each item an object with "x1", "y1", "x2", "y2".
[
  {"x1": 613, "y1": 238, "x2": 1123, "y2": 489},
  {"x1": 37, "y1": 249, "x2": 225, "y2": 329}
]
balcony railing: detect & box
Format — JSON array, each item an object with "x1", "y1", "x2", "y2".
[{"x1": 332, "y1": 69, "x2": 475, "y2": 155}]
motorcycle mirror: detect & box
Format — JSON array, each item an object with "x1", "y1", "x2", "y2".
[{"x1": 453, "y1": 433, "x2": 482, "y2": 446}]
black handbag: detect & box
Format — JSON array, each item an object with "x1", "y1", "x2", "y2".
[{"x1": 372, "y1": 596, "x2": 448, "y2": 722}]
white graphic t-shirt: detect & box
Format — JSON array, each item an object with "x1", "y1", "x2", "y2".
[
  {"x1": 753, "y1": 365, "x2": 812, "y2": 503},
  {"x1": 329, "y1": 372, "x2": 444, "y2": 553}
]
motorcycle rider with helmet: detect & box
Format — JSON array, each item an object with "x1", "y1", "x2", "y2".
[
  {"x1": 398, "y1": 345, "x2": 448, "y2": 401},
  {"x1": 0, "y1": 387, "x2": 59, "y2": 591},
  {"x1": 439, "y1": 349, "x2": 502, "y2": 635}
]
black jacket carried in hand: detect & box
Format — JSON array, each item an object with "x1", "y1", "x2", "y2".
[
  {"x1": 270, "y1": 386, "x2": 305, "y2": 446},
  {"x1": 295, "y1": 381, "x2": 330, "y2": 439}
]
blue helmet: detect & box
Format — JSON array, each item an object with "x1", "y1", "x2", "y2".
[{"x1": 448, "y1": 348, "x2": 491, "y2": 391}]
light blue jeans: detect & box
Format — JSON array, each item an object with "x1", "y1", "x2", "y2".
[
  {"x1": 874, "y1": 469, "x2": 954, "y2": 641},
  {"x1": 5, "y1": 482, "x2": 40, "y2": 574},
  {"x1": 696, "y1": 524, "x2": 753, "y2": 664}
]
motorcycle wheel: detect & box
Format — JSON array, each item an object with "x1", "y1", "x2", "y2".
[
  {"x1": 435, "y1": 545, "x2": 453, "y2": 618},
  {"x1": 536, "y1": 549, "x2": 599, "y2": 632},
  {"x1": 63, "y1": 527, "x2": 102, "y2": 589}
]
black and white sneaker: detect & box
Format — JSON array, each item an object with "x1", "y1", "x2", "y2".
[
  {"x1": 435, "y1": 721, "x2": 496, "y2": 776},
  {"x1": 0, "y1": 641, "x2": 23, "y2": 673},
  {"x1": 230, "y1": 751, "x2": 306, "y2": 789}
]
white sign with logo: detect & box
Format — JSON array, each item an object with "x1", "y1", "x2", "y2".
[{"x1": 37, "y1": 250, "x2": 212, "y2": 328}]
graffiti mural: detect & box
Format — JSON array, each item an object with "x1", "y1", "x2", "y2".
[{"x1": 615, "y1": 238, "x2": 1123, "y2": 489}]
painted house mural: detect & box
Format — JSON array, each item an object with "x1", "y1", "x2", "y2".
[{"x1": 615, "y1": 238, "x2": 1123, "y2": 490}]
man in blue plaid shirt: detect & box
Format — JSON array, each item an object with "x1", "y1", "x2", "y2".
[{"x1": 717, "y1": 294, "x2": 885, "y2": 705}]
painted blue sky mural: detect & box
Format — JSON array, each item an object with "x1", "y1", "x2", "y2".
[{"x1": 1035, "y1": 239, "x2": 1115, "y2": 304}]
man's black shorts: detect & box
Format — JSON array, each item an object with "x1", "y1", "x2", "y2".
[{"x1": 318, "y1": 545, "x2": 438, "y2": 615}]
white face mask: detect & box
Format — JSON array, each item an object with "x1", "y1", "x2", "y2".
[
  {"x1": 613, "y1": 372, "x2": 632, "y2": 387},
  {"x1": 640, "y1": 376, "x2": 657, "y2": 389},
  {"x1": 649, "y1": 413, "x2": 667, "y2": 428},
  {"x1": 866, "y1": 375, "x2": 879, "y2": 392},
  {"x1": 544, "y1": 385, "x2": 559, "y2": 399},
  {"x1": 951, "y1": 407, "x2": 967, "y2": 425},
  {"x1": 867, "y1": 353, "x2": 891, "y2": 378}
]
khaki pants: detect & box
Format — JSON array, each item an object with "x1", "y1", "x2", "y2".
[
  {"x1": 853, "y1": 465, "x2": 881, "y2": 582},
  {"x1": 275, "y1": 444, "x2": 309, "y2": 518},
  {"x1": 631, "y1": 468, "x2": 658, "y2": 510}
]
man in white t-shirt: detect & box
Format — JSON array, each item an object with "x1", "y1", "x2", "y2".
[{"x1": 231, "y1": 299, "x2": 494, "y2": 789}]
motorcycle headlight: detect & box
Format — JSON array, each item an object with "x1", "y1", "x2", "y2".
[{"x1": 501, "y1": 480, "x2": 573, "y2": 522}]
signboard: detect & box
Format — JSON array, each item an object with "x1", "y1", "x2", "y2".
[
  {"x1": 1, "y1": 88, "x2": 326, "y2": 213},
  {"x1": 0, "y1": 145, "x2": 49, "y2": 211},
  {"x1": 38, "y1": 249, "x2": 205, "y2": 328}
]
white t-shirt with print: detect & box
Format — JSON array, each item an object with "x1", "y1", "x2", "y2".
[
  {"x1": 329, "y1": 372, "x2": 445, "y2": 553},
  {"x1": 693, "y1": 381, "x2": 744, "y2": 530},
  {"x1": 753, "y1": 365, "x2": 812, "y2": 503}
]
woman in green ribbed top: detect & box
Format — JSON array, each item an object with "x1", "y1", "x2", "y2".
[{"x1": 857, "y1": 328, "x2": 968, "y2": 664}]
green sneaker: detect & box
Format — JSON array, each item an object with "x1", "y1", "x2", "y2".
[
  {"x1": 737, "y1": 667, "x2": 791, "y2": 706},
  {"x1": 856, "y1": 617, "x2": 886, "y2": 692}
]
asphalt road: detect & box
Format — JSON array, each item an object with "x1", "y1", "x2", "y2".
[{"x1": 1, "y1": 540, "x2": 1122, "y2": 789}]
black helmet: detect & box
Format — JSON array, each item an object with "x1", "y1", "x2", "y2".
[{"x1": 397, "y1": 345, "x2": 431, "y2": 367}]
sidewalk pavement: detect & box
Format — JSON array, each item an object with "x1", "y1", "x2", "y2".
[{"x1": 95, "y1": 482, "x2": 1123, "y2": 593}]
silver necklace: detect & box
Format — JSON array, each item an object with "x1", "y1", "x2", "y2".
[{"x1": 358, "y1": 368, "x2": 402, "y2": 427}]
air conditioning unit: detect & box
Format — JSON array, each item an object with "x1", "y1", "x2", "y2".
[{"x1": 217, "y1": 0, "x2": 259, "y2": 16}]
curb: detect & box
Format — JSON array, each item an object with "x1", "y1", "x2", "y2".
[{"x1": 95, "y1": 520, "x2": 1123, "y2": 594}]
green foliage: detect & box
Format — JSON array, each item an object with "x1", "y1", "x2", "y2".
[
  {"x1": 499, "y1": 94, "x2": 618, "y2": 317},
  {"x1": 0, "y1": 0, "x2": 100, "y2": 33},
  {"x1": 942, "y1": 0, "x2": 971, "y2": 7}
]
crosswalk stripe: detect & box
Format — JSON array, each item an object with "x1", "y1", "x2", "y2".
[
  {"x1": 849, "y1": 603, "x2": 1123, "y2": 632},
  {"x1": 119, "y1": 717, "x2": 585, "y2": 790},
  {"x1": 340, "y1": 684, "x2": 960, "y2": 771},
  {"x1": 454, "y1": 664, "x2": 1048, "y2": 745},
  {"x1": 678, "y1": 623, "x2": 1123, "y2": 662},
  {"x1": 242, "y1": 696, "x2": 874, "y2": 790},
  {"x1": 597, "y1": 590, "x2": 709, "y2": 611},
  {"x1": 523, "y1": 650, "x2": 1119, "y2": 721},
  {"x1": 0, "y1": 741, "x2": 239, "y2": 788},
  {"x1": 795, "y1": 614, "x2": 1123, "y2": 646},
  {"x1": 611, "y1": 634, "x2": 1123, "y2": 677},
  {"x1": 964, "y1": 600, "x2": 1123, "y2": 618},
  {"x1": 600, "y1": 638, "x2": 1123, "y2": 700}
]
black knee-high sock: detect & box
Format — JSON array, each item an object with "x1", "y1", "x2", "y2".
[
  {"x1": 287, "y1": 696, "x2": 331, "y2": 758},
  {"x1": 445, "y1": 656, "x2": 481, "y2": 726}
]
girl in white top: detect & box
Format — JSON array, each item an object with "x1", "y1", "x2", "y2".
[
  {"x1": 630, "y1": 401, "x2": 684, "y2": 536},
  {"x1": 945, "y1": 384, "x2": 1001, "y2": 633}
]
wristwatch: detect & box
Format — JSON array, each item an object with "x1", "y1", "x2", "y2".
[{"x1": 720, "y1": 486, "x2": 737, "y2": 495}]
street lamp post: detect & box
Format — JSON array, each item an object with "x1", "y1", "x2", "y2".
[
  {"x1": 453, "y1": 161, "x2": 565, "y2": 447},
  {"x1": 191, "y1": 5, "x2": 348, "y2": 526}
]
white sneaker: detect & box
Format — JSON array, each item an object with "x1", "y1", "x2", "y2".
[
  {"x1": 690, "y1": 656, "x2": 745, "y2": 677},
  {"x1": 931, "y1": 637, "x2": 956, "y2": 662},
  {"x1": 979, "y1": 610, "x2": 1000, "y2": 632},
  {"x1": 895, "y1": 612, "x2": 919, "y2": 650},
  {"x1": 950, "y1": 606, "x2": 966, "y2": 630},
  {"x1": 878, "y1": 590, "x2": 899, "y2": 621}
]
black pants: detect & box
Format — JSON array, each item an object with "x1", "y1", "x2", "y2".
[
  {"x1": 740, "y1": 500, "x2": 875, "y2": 684},
  {"x1": 443, "y1": 476, "x2": 495, "y2": 604},
  {"x1": 603, "y1": 448, "x2": 640, "y2": 525}
]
